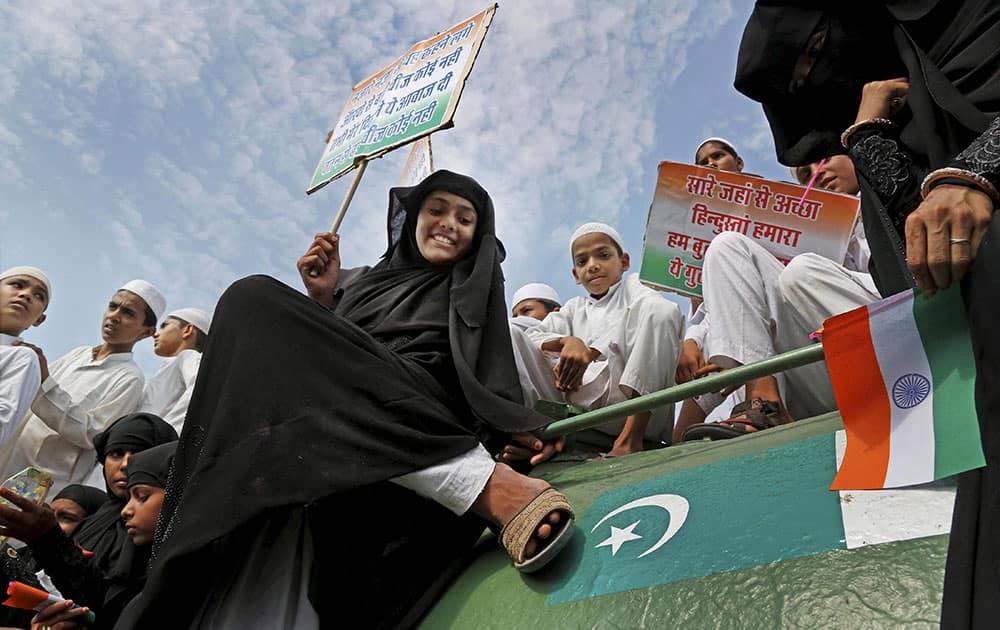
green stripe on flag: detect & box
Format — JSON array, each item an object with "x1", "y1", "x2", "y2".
[
  {"x1": 547, "y1": 433, "x2": 845, "y2": 604},
  {"x1": 912, "y1": 285, "x2": 985, "y2": 478}
]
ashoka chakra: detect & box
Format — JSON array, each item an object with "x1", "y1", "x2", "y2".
[{"x1": 892, "y1": 373, "x2": 931, "y2": 409}]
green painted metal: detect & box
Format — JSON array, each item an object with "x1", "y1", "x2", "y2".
[
  {"x1": 537, "y1": 343, "x2": 826, "y2": 439},
  {"x1": 420, "y1": 413, "x2": 947, "y2": 629}
]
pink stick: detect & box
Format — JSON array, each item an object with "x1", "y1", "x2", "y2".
[{"x1": 797, "y1": 157, "x2": 826, "y2": 206}]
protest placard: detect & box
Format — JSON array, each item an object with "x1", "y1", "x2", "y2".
[
  {"x1": 397, "y1": 135, "x2": 434, "y2": 187},
  {"x1": 640, "y1": 161, "x2": 860, "y2": 298},
  {"x1": 307, "y1": 5, "x2": 496, "y2": 193}
]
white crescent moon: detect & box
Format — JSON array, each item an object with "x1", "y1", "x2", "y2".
[{"x1": 590, "y1": 494, "x2": 690, "y2": 558}]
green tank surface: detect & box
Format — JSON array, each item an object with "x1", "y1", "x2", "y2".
[{"x1": 421, "y1": 413, "x2": 950, "y2": 629}]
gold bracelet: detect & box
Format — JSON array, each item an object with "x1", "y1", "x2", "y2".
[
  {"x1": 920, "y1": 167, "x2": 1000, "y2": 204},
  {"x1": 840, "y1": 117, "x2": 896, "y2": 148}
]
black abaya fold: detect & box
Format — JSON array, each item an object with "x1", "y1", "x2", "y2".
[{"x1": 118, "y1": 275, "x2": 497, "y2": 627}]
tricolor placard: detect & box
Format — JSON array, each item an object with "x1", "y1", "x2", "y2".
[{"x1": 824, "y1": 286, "x2": 984, "y2": 490}]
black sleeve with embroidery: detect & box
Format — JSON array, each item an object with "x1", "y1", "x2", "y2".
[
  {"x1": 948, "y1": 115, "x2": 1000, "y2": 191},
  {"x1": 28, "y1": 526, "x2": 108, "y2": 611},
  {"x1": 847, "y1": 126, "x2": 926, "y2": 236}
]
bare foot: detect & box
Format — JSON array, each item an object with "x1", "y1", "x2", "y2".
[{"x1": 470, "y1": 463, "x2": 564, "y2": 559}]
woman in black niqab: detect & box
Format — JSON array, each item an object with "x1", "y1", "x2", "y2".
[
  {"x1": 116, "y1": 170, "x2": 560, "y2": 629},
  {"x1": 734, "y1": 2, "x2": 1000, "y2": 627}
]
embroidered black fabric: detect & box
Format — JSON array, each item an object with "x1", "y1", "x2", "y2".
[{"x1": 952, "y1": 115, "x2": 1000, "y2": 188}]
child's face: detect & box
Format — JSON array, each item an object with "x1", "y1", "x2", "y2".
[
  {"x1": 121, "y1": 484, "x2": 165, "y2": 546},
  {"x1": 102, "y1": 290, "x2": 155, "y2": 347},
  {"x1": 153, "y1": 317, "x2": 187, "y2": 357},
  {"x1": 0, "y1": 275, "x2": 48, "y2": 336},
  {"x1": 696, "y1": 142, "x2": 743, "y2": 172},
  {"x1": 571, "y1": 233, "x2": 630, "y2": 298},
  {"x1": 512, "y1": 299, "x2": 553, "y2": 321},
  {"x1": 51, "y1": 498, "x2": 89, "y2": 537},
  {"x1": 414, "y1": 190, "x2": 478, "y2": 264},
  {"x1": 793, "y1": 154, "x2": 859, "y2": 195}
]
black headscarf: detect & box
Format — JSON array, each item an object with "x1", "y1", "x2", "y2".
[
  {"x1": 54, "y1": 485, "x2": 109, "y2": 518},
  {"x1": 734, "y1": 0, "x2": 1000, "y2": 167},
  {"x1": 337, "y1": 169, "x2": 546, "y2": 433},
  {"x1": 126, "y1": 442, "x2": 176, "y2": 490},
  {"x1": 74, "y1": 413, "x2": 177, "y2": 574}
]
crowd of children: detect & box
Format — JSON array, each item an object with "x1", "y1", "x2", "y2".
[{"x1": 0, "y1": 1, "x2": 997, "y2": 627}]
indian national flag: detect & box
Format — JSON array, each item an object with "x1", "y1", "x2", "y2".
[{"x1": 824, "y1": 286, "x2": 984, "y2": 490}]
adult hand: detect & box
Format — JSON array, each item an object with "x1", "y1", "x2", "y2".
[
  {"x1": 501, "y1": 433, "x2": 565, "y2": 466},
  {"x1": 855, "y1": 78, "x2": 909, "y2": 122},
  {"x1": 31, "y1": 599, "x2": 91, "y2": 630},
  {"x1": 0, "y1": 488, "x2": 58, "y2": 544},
  {"x1": 553, "y1": 337, "x2": 599, "y2": 392},
  {"x1": 675, "y1": 339, "x2": 705, "y2": 384},
  {"x1": 13, "y1": 341, "x2": 49, "y2": 381},
  {"x1": 905, "y1": 184, "x2": 994, "y2": 295},
  {"x1": 296, "y1": 233, "x2": 341, "y2": 307}
]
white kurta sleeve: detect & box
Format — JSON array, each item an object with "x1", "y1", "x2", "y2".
[
  {"x1": 0, "y1": 347, "x2": 41, "y2": 444},
  {"x1": 31, "y1": 372, "x2": 144, "y2": 449},
  {"x1": 685, "y1": 306, "x2": 709, "y2": 349},
  {"x1": 524, "y1": 306, "x2": 576, "y2": 349},
  {"x1": 161, "y1": 352, "x2": 202, "y2": 432}
]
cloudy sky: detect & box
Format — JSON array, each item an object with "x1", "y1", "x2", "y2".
[{"x1": 2, "y1": 0, "x2": 790, "y2": 374}]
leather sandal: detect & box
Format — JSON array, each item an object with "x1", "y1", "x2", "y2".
[
  {"x1": 499, "y1": 487, "x2": 575, "y2": 573},
  {"x1": 682, "y1": 398, "x2": 787, "y2": 441}
]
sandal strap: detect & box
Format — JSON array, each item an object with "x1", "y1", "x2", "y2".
[{"x1": 499, "y1": 487, "x2": 574, "y2": 564}]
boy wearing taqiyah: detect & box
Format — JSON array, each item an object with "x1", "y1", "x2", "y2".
[
  {"x1": 513, "y1": 223, "x2": 683, "y2": 456},
  {"x1": 0, "y1": 267, "x2": 51, "y2": 445},
  {"x1": 509, "y1": 283, "x2": 561, "y2": 331},
  {"x1": 0, "y1": 279, "x2": 164, "y2": 494},
  {"x1": 140, "y1": 307, "x2": 211, "y2": 433}
]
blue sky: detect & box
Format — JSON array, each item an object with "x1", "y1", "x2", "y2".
[{"x1": 2, "y1": 0, "x2": 791, "y2": 374}]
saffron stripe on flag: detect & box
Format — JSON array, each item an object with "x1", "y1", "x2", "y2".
[
  {"x1": 825, "y1": 305, "x2": 891, "y2": 490},
  {"x1": 912, "y1": 287, "x2": 984, "y2": 478},
  {"x1": 868, "y1": 291, "x2": 936, "y2": 487}
]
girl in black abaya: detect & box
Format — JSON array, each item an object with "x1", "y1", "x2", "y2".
[
  {"x1": 734, "y1": 2, "x2": 999, "y2": 627},
  {"x1": 116, "y1": 170, "x2": 573, "y2": 629}
]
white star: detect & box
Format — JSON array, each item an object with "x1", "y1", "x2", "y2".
[{"x1": 595, "y1": 520, "x2": 643, "y2": 556}]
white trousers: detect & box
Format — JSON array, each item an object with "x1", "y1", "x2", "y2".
[{"x1": 703, "y1": 232, "x2": 880, "y2": 419}]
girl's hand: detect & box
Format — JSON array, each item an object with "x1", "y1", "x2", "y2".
[
  {"x1": 855, "y1": 78, "x2": 909, "y2": 122},
  {"x1": 0, "y1": 488, "x2": 57, "y2": 544},
  {"x1": 297, "y1": 233, "x2": 341, "y2": 307},
  {"x1": 501, "y1": 433, "x2": 565, "y2": 465},
  {"x1": 905, "y1": 184, "x2": 994, "y2": 295},
  {"x1": 31, "y1": 599, "x2": 90, "y2": 629},
  {"x1": 554, "y1": 336, "x2": 599, "y2": 392}
]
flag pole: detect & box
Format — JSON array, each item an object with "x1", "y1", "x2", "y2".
[
  {"x1": 308, "y1": 158, "x2": 369, "y2": 277},
  {"x1": 536, "y1": 343, "x2": 826, "y2": 440}
]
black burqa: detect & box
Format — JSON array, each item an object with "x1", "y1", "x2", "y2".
[
  {"x1": 54, "y1": 484, "x2": 111, "y2": 521},
  {"x1": 735, "y1": 2, "x2": 1000, "y2": 627},
  {"x1": 74, "y1": 413, "x2": 178, "y2": 578},
  {"x1": 117, "y1": 170, "x2": 550, "y2": 629}
]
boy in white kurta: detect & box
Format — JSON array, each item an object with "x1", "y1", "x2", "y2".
[
  {"x1": 513, "y1": 223, "x2": 683, "y2": 456},
  {"x1": 0, "y1": 267, "x2": 51, "y2": 445},
  {"x1": 0, "y1": 279, "x2": 164, "y2": 494},
  {"x1": 682, "y1": 155, "x2": 881, "y2": 440},
  {"x1": 140, "y1": 307, "x2": 210, "y2": 433},
  {"x1": 509, "y1": 283, "x2": 561, "y2": 332}
]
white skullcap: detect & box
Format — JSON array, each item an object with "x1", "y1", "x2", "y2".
[
  {"x1": 0, "y1": 266, "x2": 51, "y2": 300},
  {"x1": 512, "y1": 283, "x2": 561, "y2": 308},
  {"x1": 119, "y1": 279, "x2": 166, "y2": 320},
  {"x1": 167, "y1": 308, "x2": 211, "y2": 334},
  {"x1": 570, "y1": 222, "x2": 625, "y2": 253},
  {"x1": 695, "y1": 137, "x2": 740, "y2": 160}
]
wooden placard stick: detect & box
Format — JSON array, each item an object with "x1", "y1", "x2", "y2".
[{"x1": 308, "y1": 158, "x2": 369, "y2": 277}]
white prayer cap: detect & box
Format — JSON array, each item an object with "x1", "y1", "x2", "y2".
[
  {"x1": 695, "y1": 137, "x2": 740, "y2": 160},
  {"x1": 0, "y1": 266, "x2": 51, "y2": 300},
  {"x1": 512, "y1": 283, "x2": 561, "y2": 308},
  {"x1": 118, "y1": 279, "x2": 166, "y2": 320},
  {"x1": 570, "y1": 222, "x2": 625, "y2": 252},
  {"x1": 167, "y1": 308, "x2": 211, "y2": 334}
]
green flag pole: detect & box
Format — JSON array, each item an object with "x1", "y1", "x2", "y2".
[{"x1": 536, "y1": 343, "x2": 826, "y2": 440}]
